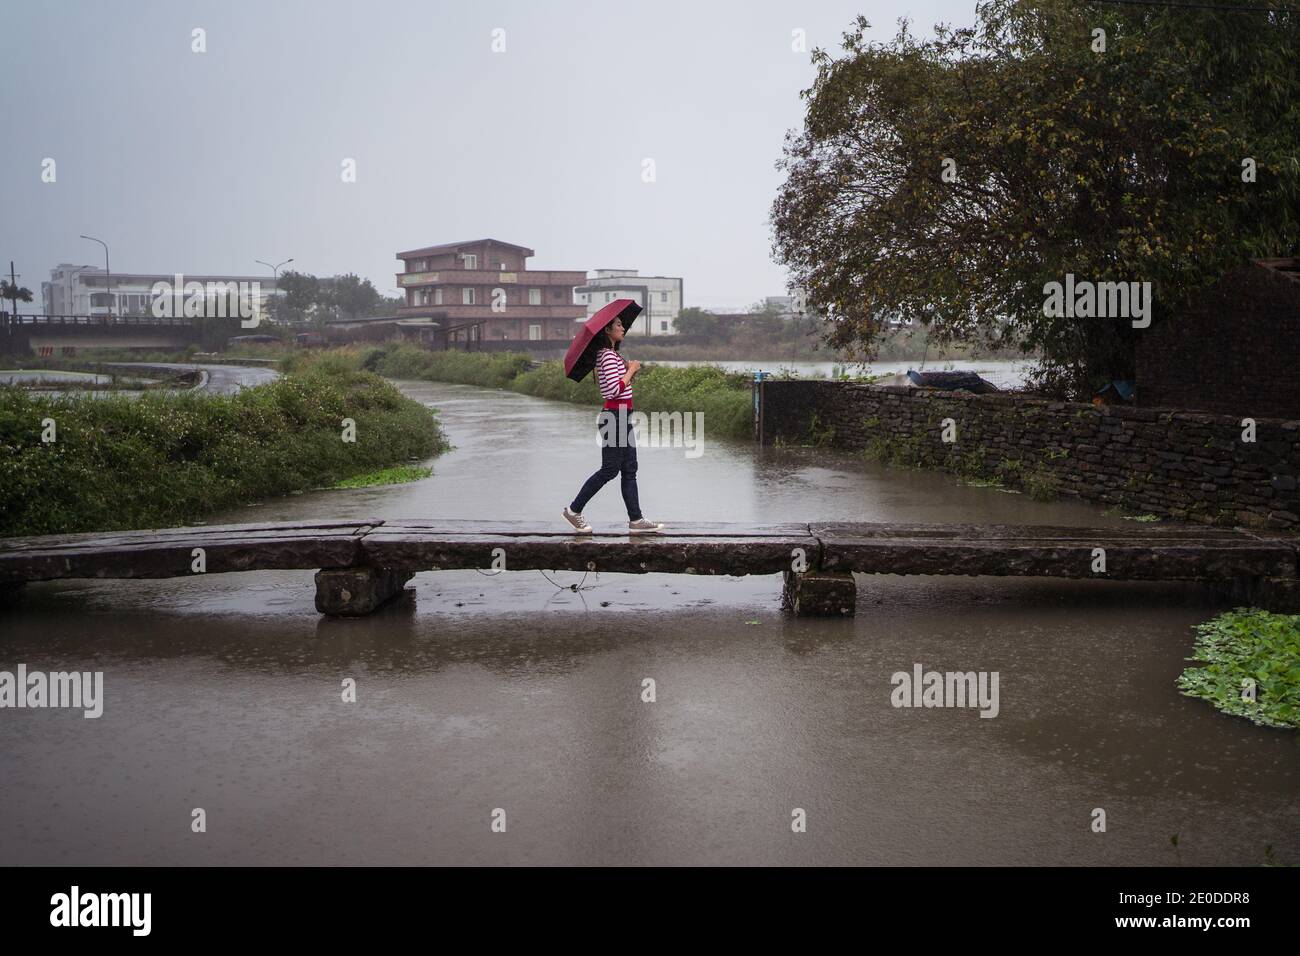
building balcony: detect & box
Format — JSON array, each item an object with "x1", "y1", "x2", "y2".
[
  {"x1": 397, "y1": 304, "x2": 587, "y2": 321},
  {"x1": 397, "y1": 269, "x2": 586, "y2": 289}
]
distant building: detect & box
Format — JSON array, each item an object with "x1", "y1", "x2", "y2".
[
  {"x1": 395, "y1": 239, "x2": 586, "y2": 345},
  {"x1": 41, "y1": 264, "x2": 282, "y2": 318},
  {"x1": 575, "y1": 269, "x2": 684, "y2": 336},
  {"x1": 763, "y1": 295, "x2": 797, "y2": 317}
]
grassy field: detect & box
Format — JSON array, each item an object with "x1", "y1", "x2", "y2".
[{"x1": 0, "y1": 355, "x2": 448, "y2": 536}]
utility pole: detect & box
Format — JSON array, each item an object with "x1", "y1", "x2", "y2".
[{"x1": 4, "y1": 261, "x2": 17, "y2": 338}]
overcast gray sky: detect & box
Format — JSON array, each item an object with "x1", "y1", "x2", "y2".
[{"x1": 1, "y1": 0, "x2": 977, "y2": 311}]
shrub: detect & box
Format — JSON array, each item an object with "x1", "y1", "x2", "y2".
[{"x1": 0, "y1": 363, "x2": 447, "y2": 535}]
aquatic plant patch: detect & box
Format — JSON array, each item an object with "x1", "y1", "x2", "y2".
[
  {"x1": 332, "y1": 465, "x2": 433, "y2": 489},
  {"x1": 1176, "y1": 609, "x2": 1300, "y2": 729}
]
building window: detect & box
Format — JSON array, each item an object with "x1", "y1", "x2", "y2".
[
  {"x1": 463, "y1": 254, "x2": 477, "y2": 270},
  {"x1": 528, "y1": 288, "x2": 541, "y2": 305},
  {"x1": 463, "y1": 288, "x2": 475, "y2": 305},
  {"x1": 529, "y1": 324, "x2": 541, "y2": 340},
  {"x1": 606, "y1": 292, "x2": 613, "y2": 302},
  {"x1": 661, "y1": 321, "x2": 668, "y2": 332},
  {"x1": 660, "y1": 291, "x2": 668, "y2": 302},
  {"x1": 434, "y1": 288, "x2": 443, "y2": 305}
]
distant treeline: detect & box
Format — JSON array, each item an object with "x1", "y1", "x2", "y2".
[{"x1": 662, "y1": 305, "x2": 1024, "y2": 363}]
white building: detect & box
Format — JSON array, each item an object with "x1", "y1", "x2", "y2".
[
  {"x1": 42, "y1": 264, "x2": 283, "y2": 318},
  {"x1": 574, "y1": 269, "x2": 684, "y2": 336}
]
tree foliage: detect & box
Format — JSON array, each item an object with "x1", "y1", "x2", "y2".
[
  {"x1": 771, "y1": 0, "x2": 1300, "y2": 397},
  {"x1": 1, "y1": 280, "x2": 34, "y2": 319},
  {"x1": 325, "y1": 273, "x2": 383, "y2": 322},
  {"x1": 274, "y1": 270, "x2": 384, "y2": 326}
]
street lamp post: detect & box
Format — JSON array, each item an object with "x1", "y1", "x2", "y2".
[
  {"x1": 255, "y1": 258, "x2": 293, "y2": 325},
  {"x1": 254, "y1": 257, "x2": 294, "y2": 281},
  {"x1": 80, "y1": 234, "x2": 111, "y2": 320}
]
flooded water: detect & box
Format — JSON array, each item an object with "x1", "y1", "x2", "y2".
[
  {"x1": 1, "y1": 380, "x2": 1296, "y2": 865},
  {"x1": 0, "y1": 368, "x2": 155, "y2": 399},
  {"x1": 654, "y1": 358, "x2": 1035, "y2": 389}
]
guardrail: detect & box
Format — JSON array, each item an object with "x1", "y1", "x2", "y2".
[{"x1": 2, "y1": 314, "x2": 196, "y2": 327}]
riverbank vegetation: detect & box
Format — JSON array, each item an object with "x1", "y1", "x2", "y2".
[
  {"x1": 1177, "y1": 609, "x2": 1300, "y2": 730},
  {"x1": 289, "y1": 344, "x2": 755, "y2": 441},
  {"x1": 0, "y1": 359, "x2": 447, "y2": 536},
  {"x1": 860, "y1": 427, "x2": 1061, "y2": 502}
]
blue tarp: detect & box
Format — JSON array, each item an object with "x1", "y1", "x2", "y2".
[{"x1": 906, "y1": 370, "x2": 1000, "y2": 394}]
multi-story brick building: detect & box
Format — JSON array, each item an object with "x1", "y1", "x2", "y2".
[{"x1": 395, "y1": 239, "x2": 586, "y2": 345}]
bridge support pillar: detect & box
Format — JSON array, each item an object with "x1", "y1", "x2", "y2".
[
  {"x1": 782, "y1": 570, "x2": 856, "y2": 617},
  {"x1": 1239, "y1": 576, "x2": 1300, "y2": 613},
  {"x1": 315, "y1": 566, "x2": 414, "y2": 617}
]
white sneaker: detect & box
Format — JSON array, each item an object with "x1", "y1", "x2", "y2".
[
  {"x1": 628, "y1": 518, "x2": 665, "y2": 534},
  {"x1": 562, "y1": 506, "x2": 592, "y2": 533}
]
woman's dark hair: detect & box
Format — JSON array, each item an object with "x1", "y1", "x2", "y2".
[{"x1": 594, "y1": 318, "x2": 622, "y2": 352}]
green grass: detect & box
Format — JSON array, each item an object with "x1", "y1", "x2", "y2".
[
  {"x1": 288, "y1": 344, "x2": 755, "y2": 441},
  {"x1": 332, "y1": 465, "x2": 432, "y2": 489},
  {"x1": 1176, "y1": 609, "x2": 1300, "y2": 729},
  {"x1": 0, "y1": 359, "x2": 448, "y2": 536}
]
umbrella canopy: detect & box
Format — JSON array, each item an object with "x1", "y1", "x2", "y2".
[{"x1": 563, "y1": 298, "x2": 643, "y2": 382}]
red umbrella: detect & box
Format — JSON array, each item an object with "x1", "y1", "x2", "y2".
[{"x1": 563, "y1": 298, "x2": 643, "y2": 382}]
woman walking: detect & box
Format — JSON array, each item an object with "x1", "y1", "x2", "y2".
[{"x1": 562, "y1": 312, "x2": 664, "y2": 534}]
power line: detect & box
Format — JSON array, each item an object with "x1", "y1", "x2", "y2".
[{"x1": 1088, "y1": 0, "x2": 1300, "y2": 13}]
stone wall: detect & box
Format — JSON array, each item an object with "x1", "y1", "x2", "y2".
[{"x1": 757, "y1": 380, "x2": 1300, "y2": 530}]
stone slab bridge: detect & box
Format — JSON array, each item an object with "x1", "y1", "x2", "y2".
[{"x1": 2, "y1": 519, "x2": 1299, "y2": 617}]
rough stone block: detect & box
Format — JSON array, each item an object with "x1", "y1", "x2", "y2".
[
  {"x1": 782, "y1": 570, "x2": 856, "y2": 617},
  {"x1": 0, "y1": 582, "x2": 24, "y2": 607},
  {"x1": 314, "y1": 566, "x2": 414, "y2": 617},
  {"x1": 1226, "y1": 576, "x2": 1300, "y2": 613}
]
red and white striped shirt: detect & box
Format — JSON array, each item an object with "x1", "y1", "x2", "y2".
[{"x1": 595, "y1": 347, "x2": 632, "y2": 408}]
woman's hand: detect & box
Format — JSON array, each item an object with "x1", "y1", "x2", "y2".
[{"x1": 622, "y1": 359, "x2": 642, "y2": 387}]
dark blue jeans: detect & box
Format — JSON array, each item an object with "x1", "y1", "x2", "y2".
[{"x1": 571, "y1": 408, "x2": 642, "y2": 520}]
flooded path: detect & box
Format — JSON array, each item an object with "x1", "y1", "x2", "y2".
[{"x1": 1, "y1": 380, "x2": 1296, "y2": 865}]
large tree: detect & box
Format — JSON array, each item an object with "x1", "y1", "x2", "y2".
[
  {"x1": 675, "y1": 306, "x2": 723, "y2": 338},
  {"x1": 276, "y1": 270, "x2": 320, "y2": 324},
  {"x1": 772, "y1": 0, "x2": 1300, "y2": 396}
]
